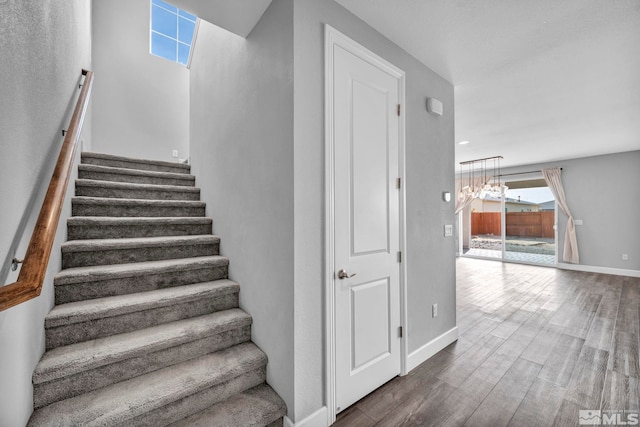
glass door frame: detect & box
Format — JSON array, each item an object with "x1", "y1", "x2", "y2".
[{"x1": 460, "y1": 177, "x2": 559, "y2": 267}]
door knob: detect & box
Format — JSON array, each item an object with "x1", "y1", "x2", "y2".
[{"x1": 338, "y1": 269, "x2": 356, "y2": 280}]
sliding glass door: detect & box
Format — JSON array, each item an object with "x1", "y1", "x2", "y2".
[
  {"x1": 462, "y1": 179, "x2": 557, "y2": 266},
  {"x1": 503, "y1": 184, "x2": 556, "y2": 265}
]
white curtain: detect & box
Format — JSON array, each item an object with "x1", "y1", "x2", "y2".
[
  {"x1": 542, "y1": 167, "x2": 579, "y2": 264},
  {"x1": 454, "y1": 175, "x2": 492, "y2": 215}
]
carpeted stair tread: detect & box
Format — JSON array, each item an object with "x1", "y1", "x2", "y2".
[
  {"x1": 54, "y1": 256, "x2": 228, "y2": 286},
  {"x1": 53, "y1": 256, "x2": 229, "y2": 304},
  {"x1": 33, "y1": 311, "x2": 253, "y2": 408},
  {"x1": 34, "y1": 309, "x2": 252, "y2": 384},
  {"x1": 67, "y1": 216, "x2": 213, "y2": 239},
  {"x1": 62, "y1": 234, "x2": 219, "y2": 252},
  {"x1": 61, "y1": 232, "x2": 218, "y2": 269},
  {"x1": 45, "y1": 279, "x2": 239, "y2": 328},
  {"x1": 72, "y1": 196, "x2": 206, "y2": 217},
  {"x1": 78, "y1": 163, "x2": 195, "y2": 186},
  {"x1": 72, "y1": 196, "x2": 205, "y2": 208},
  {"x1": 170, "y1": 384, "x2": 287, "y2": 427},
  {"x1": 81, "y1": 152, "x2": 191, "y2": 174},
  {"x1": 28, "y1": 342, "x2": 267, "y2": 427},
  {"x1": 75, "y1": 179, "x2": 201, "y2": 200},
  {"x1": 67, "y1": 216, "x2": 212, "y2": 227}
]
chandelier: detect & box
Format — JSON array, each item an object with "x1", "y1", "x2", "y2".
[{"x1": 457, "y1": 156, "x2": 508, "y2": 202}]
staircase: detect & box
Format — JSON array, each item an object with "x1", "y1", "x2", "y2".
[{"x1": 28, "y1": 152, "x2": 286, "y2": 427}]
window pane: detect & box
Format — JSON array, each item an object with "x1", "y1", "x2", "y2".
[
  {"x1": 178, "y1": 9, "x2": 197, "y2": 22},
  {"x1": 152, "y1": 0, "x2": 177, "y2": 13},
  {"x1": 151, "y1": 32, "x2": 177, "y2": 61},
  {"x1": 178, "y1": 42, "x2": 191, "y2": 65},
  {"x1": 178, "y1": 17, "x2": 195, "y2": 44},
  {"x1": 152, "y1": 5, "x2": 177, "y2": 39}
]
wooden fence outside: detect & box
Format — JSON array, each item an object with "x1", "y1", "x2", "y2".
[
  {"x1": 471, "y1": 212, "x2": 501, "y2": 236},
  {"x1": 472, "y1": 211, "x2": 555, "y2": 238}
]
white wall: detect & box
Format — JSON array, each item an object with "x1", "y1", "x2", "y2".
[
  {"x1": 293, "y1": 0, "x2": 456, "y2": 421},
  {"x1": 189, "y1": 0, "x2": 295, "y2": 417},
  {"x1": 92, "y1": 0, "x2": 189, "y2": 162},
  {"x1": 0, "y1": 1, "x2": 92, "y2": 425},
  {"x1": 500, "y1": 151, "x2": 640, "y2": 273}
]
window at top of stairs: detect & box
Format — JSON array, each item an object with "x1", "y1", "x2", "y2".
[{"x1": 150, "y1": 0, "x2": 197, "y2": 67}]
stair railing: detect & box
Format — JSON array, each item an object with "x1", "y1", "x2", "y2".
[{"x1": 0, "y1": 69, "x2": 94, "y2": 312}]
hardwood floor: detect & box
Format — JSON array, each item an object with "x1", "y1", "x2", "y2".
[{"x1": 333, "y1": 258, "x2": 640, "y2": 426}]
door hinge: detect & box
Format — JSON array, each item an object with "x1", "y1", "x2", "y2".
[
  {"x1": 397, "y1": 104, "x2": 401, "y2": 116},
  {"x1": 397, "y1": 251, "x2": 402, "y2": 263},
  {"x1": 399, "y1": 326, "x2": 403, "y2": 338},
  {"x1": 396, "y1": 177, "x2": 401, "y2": 189}
]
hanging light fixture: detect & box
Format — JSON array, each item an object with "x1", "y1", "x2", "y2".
[{"x1": 458, "y1": 156, "x2": 505, "y2": 200}]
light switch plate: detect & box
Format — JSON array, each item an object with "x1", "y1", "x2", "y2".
[{"x1": 444, "y1": 224, "x2": 453, "y2": 237}]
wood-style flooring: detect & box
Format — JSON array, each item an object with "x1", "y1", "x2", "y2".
[{"x1": 334, "y1": 257, "x2": 640, "y2": 426}]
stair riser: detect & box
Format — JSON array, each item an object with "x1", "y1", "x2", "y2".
[
  {"x1": 62, "y1": 242, "x2": 219, "y2": 269},
  {"x1": 73, "y1": 202, "x2": 205, "y2": 217},
  {"x1": 35, "y1": 326, "x2": 252, "y2": 408},
  {"x1": 46, "y1": 292, "x2": 239, "y2": 349},
  {"x1": 75, "y1": 185, "x2": 200, "y2": 201},
  {"x1": 55, "y1": 265, "x2": 228, "y2": 304},
  {"x1": 78, "y1": 170, "x2": 195, "y2": 187},
  {"x1": 129, "y1": 367, "x2": 266, "y2": 427},
  {"x1": 68, "y1": 222, "x2": 212, "y2": 240},
  {"x1": 82, "y1": 157, "x2": 190, "y2": 174}
]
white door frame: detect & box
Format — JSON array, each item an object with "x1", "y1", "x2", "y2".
[{"x1": 324, "y1": 24, "x2": 407, "y2": 424}]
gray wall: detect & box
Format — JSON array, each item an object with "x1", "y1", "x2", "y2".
[
  {"x1": 500, "y1": 151, "x2": 640, "y2": 272},
  {"x1": 92, "y1": 0, "x2": 190, "y2": 162},
  {"x1": 293, "y1": 0, "x2": 456, "y2": 420},
  {"x1": 190, "y1": 0, "x2": 455, "y2": 422},
  {"x1": 188, "y1": 0, "x2": 295, "y2": 418},
  {"x1": 0, "y1": 1, "x2": 92, "y2": 425}
]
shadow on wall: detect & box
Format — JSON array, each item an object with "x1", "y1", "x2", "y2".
[{"x1": 0, "y1": 75, "x2": 83, "y2": 287}]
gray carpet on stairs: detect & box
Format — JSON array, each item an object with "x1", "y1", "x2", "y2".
[{"x1": 28, "y1": 152, "x2": 286, "y2": 426}]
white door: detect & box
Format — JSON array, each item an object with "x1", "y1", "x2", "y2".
[{"x1": 332, "y1": 41, "x2": 402, "y2": 412}]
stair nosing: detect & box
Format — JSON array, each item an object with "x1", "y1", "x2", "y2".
[
  {"x1": 54, "y1": 256, "x2": 229, "y2": 286},
  {"x1": 78, "y1": 163, "x2": 195, "y2": 180},
  {"x1": 82, "y1": 152, "x2": 191, "y2": 171},
  {"x1": 75, "y1": 179, "x2": 201, "y2": 193},
  {"x1": 72, "y1": 196, "x2": 206, "y2": 207},
  {"x1": 170, "y1": 384, "x2": 286, "y2": 427},
  {"x1": 29, "y1": 343, "x2": 266, "y2": 426},
  {"x1": 34, "y1": 309, "x2": 252, "y2": 384},
  {"x1": 61, "y1": 235, "x2": 220, "y2": 253},
  {"x1": 46, "y1": 279, "x2": 240, "y2": 328},
  {"x1": 67, "y1": 216, "x2": 213, "y2": 226}
]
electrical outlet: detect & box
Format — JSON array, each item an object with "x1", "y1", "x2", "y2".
[
  {"x1": 622, "y1": 254, "x2": 629, "y2": 261},
  {"x1": 172, "y1": 150, "x2": 178, "y2": 158},
  {"x1": 432, "y1": 304, "x2": 438, "y2": 318},
  {"x1": 444, "y1": 224, "x2": 453, "y2": 237},
  {"x1": 574, "y1": 219, "x2": 583, "y2": 225}
]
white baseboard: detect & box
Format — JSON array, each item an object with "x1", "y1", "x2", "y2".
[
  {"x1": 284, "y1": 406, "x2": 328, "y2": 427},
  {"x1": 407, "y1": 326, "x2": 458, "y2": 372},
  {"x1": 557, "y1": 263, "x2": 640, "y2": 278}
]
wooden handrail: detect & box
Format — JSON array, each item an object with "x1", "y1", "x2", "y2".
[{"x1": 0, "y1": 69, "x2": 94, "y2": 312}]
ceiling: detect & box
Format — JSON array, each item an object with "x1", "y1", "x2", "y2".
[
  {"x1": 170, "y1": 0, "x2": 271, "y2": 38},
  {"x1": 335, "y1": 0, "x2": 640, "y2": 167}
]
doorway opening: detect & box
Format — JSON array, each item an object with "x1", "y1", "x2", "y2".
[{"x1": 461, "y1": 178, "x2": 557, "y2": 266}]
